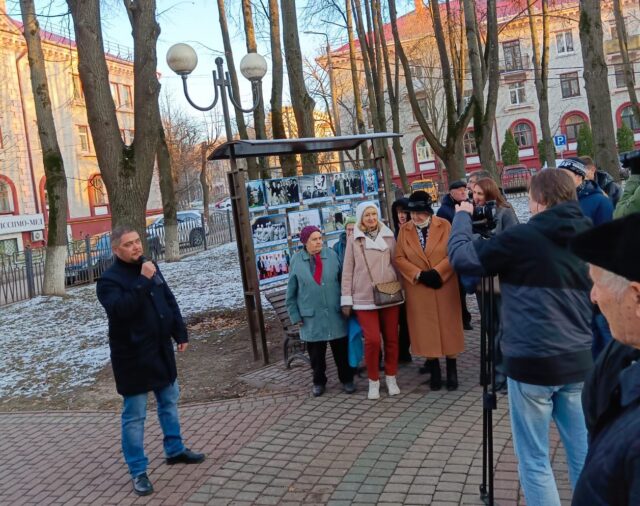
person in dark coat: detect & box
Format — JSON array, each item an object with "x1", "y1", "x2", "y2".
[
  {"x1": 391, "y1": 197, "x2": 413, "y2": 364},
  {"x1": 581, "y1": 156, "x2": 623, "y2": 208},
  {"x1": 570, "y1": 213, "x2": 640, "y2": 506},
  {"x1": 333, "y1": 216, "x2": 357, "y2": 269},
  {"x1": 449, "y1": 170, "x2": 593, "y2": 505},
  {"x1": 437, "y1": 180, "x2": 473, "y2": 332},
  {"x1": 96, "y1": 226, "x2": 204, "y2": 497}
]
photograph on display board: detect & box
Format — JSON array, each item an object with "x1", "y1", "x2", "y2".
[
  {"x1": 264, "y1": 177, "x2": 300, "y2": 209},
  {"x1": 288, "y1": 209, "x2": 322, "y2": 241},
  {"x1": 321, "y1": 204, "x2": 354, "y2": 235},
  {"x1": 362, "y1": 169, "x2": 379, "y2": 196},
  {"x1": 331, "y1": 171, "x2": 363, "y2": 200},
  {"x1": 246, "y1": 180, "x2": 266, "y2": 212},
  {"x1": 326, "y1": 237, "x2": 340, "y2": 249},
  {"x1": 251, "y1": 214, "x2": 288, "y2": 249},
  {"x1": 256, "y1": 248, "x2": 291, "y2": 286},
  {"x1": 299, "y1": 174, "x2": 331, "y2": 204}
]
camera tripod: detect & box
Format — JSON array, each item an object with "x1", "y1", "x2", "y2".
[{"x1": 478, "y1": 275, "x2": 498, "y2": 505}]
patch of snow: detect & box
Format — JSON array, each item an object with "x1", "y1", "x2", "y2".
[{"x1": 0, "y1": 242, "x2": 244, "y2": 399}]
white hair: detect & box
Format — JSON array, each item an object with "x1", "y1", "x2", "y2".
[{"x1": 599, "y1": 268, "x2": 631, "y2": 296}]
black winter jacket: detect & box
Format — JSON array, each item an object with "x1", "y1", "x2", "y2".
[
  {"x1": 448, "y1": 201, "x2": 594, "y2": 386},
  {"x1": 96, "y1": 258, "x2": 187, "y2": 396},
  {"x1": 436, "y1": 194, "x2": 457, "y2": 224}
]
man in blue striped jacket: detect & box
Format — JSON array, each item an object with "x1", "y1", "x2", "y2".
[{"x1": 448, "y1": 169, "x2": 593, "y2": 506}]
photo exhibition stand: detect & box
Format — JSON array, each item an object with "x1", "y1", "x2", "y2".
[{"x1": 208, "y1": 133, "x2": 402, "y2": 365}]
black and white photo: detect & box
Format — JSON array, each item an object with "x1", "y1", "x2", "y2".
[
  {"x1": 298, "y1": 175, "x2": 331, "y2": 204},
  {"x1": 265, "y1": 177, "x2": 300, "y2": 209},
  {"x1": 256, "y1": 249, "x2": 291, "y2": 285},
  {"x1": 251, "y1": 214, "x2": 288, "y2": 249},
  {"x1": 331, "y1": 171, "x2": 363, "y2": 200},
  {"x1": 362, "y1": 169, "x2": 379, "y2": 196},
  {"x1": 288, "y1": 209, "x2": 322, "y2": 241},
  {"x1": 246, "y1": 180, "x2": 266, "y2": 211},
  {"x1": 321, "y1": 204, "x2": 353, "y2": 234}
]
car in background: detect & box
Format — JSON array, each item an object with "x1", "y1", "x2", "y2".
[
  {"x1": 410, "y1": 178, "x2": 439, "y2": 203},
  {"x1": 146, "y1": 210, "x2": 206, "y2": 249},
  {"x1": 65, "y1": 233, "x2": 113, "y2": 286},
  {"x1": 501, "y1": 165, "x2": 536, "y2": 193},
  {"x1": 215, "y1": 197, "x2": 232, "y2": 210}
]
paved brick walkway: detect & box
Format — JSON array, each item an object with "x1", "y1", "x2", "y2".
[{"x1": 1, "y1": 303, "x2": 575, "y2": 505}]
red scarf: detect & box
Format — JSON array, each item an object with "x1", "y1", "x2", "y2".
[{"x1": 313, "y1": 253, "x2": 323, "y2": 285}]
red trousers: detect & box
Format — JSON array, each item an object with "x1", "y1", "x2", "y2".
[{"x1": 355, "y1": 306, "x2": 400, "y2": 381}]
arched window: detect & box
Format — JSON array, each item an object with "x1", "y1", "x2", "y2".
[
  {"x1": 463, "y1": 131, "x2": 478, "y2": 156},
  {"x1": 564, "y1": 114, "x2": 587, "y2": 142},
  {"x1": 621, "y1": 105, "x2": 640, "y2": 131},
  {"x1": 415, "y1": 138, "x2": 430, "y2": 163},
  {"x1": 512, "y1": 122, "x2": 533, "y2": 147},
  {"x1": 89, "y1": 175, "x2": 108, "y2": 206},
  {"x1": 0, "y1": 178, "x2": 16, "y2": 214}
]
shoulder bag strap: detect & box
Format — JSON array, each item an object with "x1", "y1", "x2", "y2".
[{"x1": 358, "y1": 239, "x2": 376, "y2": 286}]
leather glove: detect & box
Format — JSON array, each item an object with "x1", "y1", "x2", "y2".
[
  {"x1": 341, "y1": 305, "x2": 353, "y2": 318},
  {"x1": 418, "y1": 269, "x2": 443, "y2": 289}
]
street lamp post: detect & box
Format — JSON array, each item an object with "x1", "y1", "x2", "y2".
[
  {"x1": 304, "y1": 31, "x2": 344, "y2": 171},
  {"x1": 166, "y1": 43, "x2": 270, "y2": 364}
]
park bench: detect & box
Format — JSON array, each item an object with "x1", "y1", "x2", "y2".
[{"x1": 264, "y1": 288, "x2": 310, "y2": 369}]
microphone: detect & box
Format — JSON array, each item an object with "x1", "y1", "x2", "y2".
[{"x1": 140, "y1": 255, "x2": 164, "y2": 286}]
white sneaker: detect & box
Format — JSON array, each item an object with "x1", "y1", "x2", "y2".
[
  {"x1": 368, "y1": 380, "x2": 380, "y2": 400},
  {"x1": 386, "y1": 375, "x2": 401, "y2": 396}
]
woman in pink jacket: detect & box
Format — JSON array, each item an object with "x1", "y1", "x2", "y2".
[{"x1": 341, "y1": 201, "x2": 402, "y2": 400}]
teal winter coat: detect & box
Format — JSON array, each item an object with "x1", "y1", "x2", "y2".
[{"x1": 286, "y1": 246, "x2": 347, "y2": 342}]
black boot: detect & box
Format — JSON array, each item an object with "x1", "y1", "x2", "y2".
[
  {"x1": 429, "y1": 359, "x2": 442, "y2": 391},
  {"x1": 446, "y1": 358, "x2": 458, "y2": 391}
]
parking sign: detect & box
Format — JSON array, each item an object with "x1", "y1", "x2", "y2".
[{"x1": 554, "y1": 135, "x2": 567, "y2": 148}]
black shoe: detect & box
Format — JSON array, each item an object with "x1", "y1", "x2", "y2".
[
  {"x1": 166, "y1": 449, "x2": 206, "y2": 465},
  {"x1": 446, "y1": 358, "x2": 458, "y2": 391},
  {"x1": 312, "y1": 384, "x2": 325, "y2": 397},
  {"x1": 398, "y1": 355, "x2": 413, "y2": 364},
  {"x1": 132, "y1": 473, "x2": 153, "y2": 496},
  {"x1": 343, "y1": 382, "x2": 356, "y2": 394},
  {"x1": 463, "y1": 322, "x2": 473, "y2": 331},
  {"x1": 429, "y1": 359, "x2": 442, "y2": 391},
  {"x1": 419, "y1": 359, "x2": 430, "y2": 374}
]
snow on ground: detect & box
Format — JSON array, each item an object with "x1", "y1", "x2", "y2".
[{"x1": 0, "y1": 242, "x2": 244, "y2": 400}]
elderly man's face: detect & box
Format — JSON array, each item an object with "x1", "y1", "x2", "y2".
[
  {"x1": 450, "y1": 187, "x2": 468, "y2": 203},
  {"x1": 589, "y1": 265, "x2": 640, "y2": 348}
]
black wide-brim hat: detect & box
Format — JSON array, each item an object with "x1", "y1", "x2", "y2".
[
  {"x1": 407, "y1": 190, "x2": 433, "y2": 213},
  {"x1": 570, "y1": 212, "x2": 640, "y2": 282}
]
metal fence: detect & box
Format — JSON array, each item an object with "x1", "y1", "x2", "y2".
[{"x1": 0, "y1": 210, "x2": 235, "y2": 307}]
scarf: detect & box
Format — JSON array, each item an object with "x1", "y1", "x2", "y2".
[
  {"x1": 312, "y1": 253, "x2": 323, "y2": 285},
  {"x1": 364, "y1": 228, "x2": 379, "y2": 241},
  {"x1": 414, "y1": 217, "x2": 432, "y2": 250}
]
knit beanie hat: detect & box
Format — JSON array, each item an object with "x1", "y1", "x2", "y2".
[
  {"x1": 355, "y1": 201, "x2": 379, "y2": 226},
  {"x1": 558, "y1": 157, "x2": 587, "y2": 178},
  {"x1": 299, "y1": 225, "x2": 321, "y2": 244}
]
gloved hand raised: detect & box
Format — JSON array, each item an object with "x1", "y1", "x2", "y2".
[{"x1": 418, "y1": 269, "x2": 443, "y2": 289}]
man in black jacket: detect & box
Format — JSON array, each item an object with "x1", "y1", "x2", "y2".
[
  {"x1": 449, "y1": 169, "x2": 593, "y2": 506},
  {"x1": 570, "y1": 213, "x2": 640, "y2": 506},
  {"x1": 97, "y1": 226, "x2": 204, "y2": 496}
]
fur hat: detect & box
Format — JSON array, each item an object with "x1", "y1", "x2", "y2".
[
  {"x1": 570, "y1": 213, "x2": 640, "y2": 282},
  {"x1": 407, "y1": 191, "x2": 433, "y2": 214},
  {"x1": 299, "y1": 226, "x2": 321, "y2": 245}
]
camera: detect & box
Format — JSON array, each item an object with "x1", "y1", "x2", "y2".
[
  {"x1": 620, "y1": 149, "x2": 640, "y2": 175},
  {"x1": 471, "y1": 200, "x2": 498, "y2": 236}
]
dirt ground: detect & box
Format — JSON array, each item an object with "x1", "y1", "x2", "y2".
[{"x1": 0, "y1": 308, "x2": 284, "y2": 412}]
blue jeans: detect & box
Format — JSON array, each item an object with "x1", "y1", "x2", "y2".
[
  {"x1": 507, "y1": 378, "x2": 588, "y2": 506},
  {"x1": 121, "y1": 381, "x2": 185, "y2": 478}
]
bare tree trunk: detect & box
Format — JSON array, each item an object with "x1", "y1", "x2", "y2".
[
  {"x1": 216, "y1": 0, "x2": 259, "y2": 178},
  {"x1": 614, "y1": 0, "x2": 640, "y2": 125},
  {"x1": 528, "y1": 0, "x2": 555, "y2": 168},
  {"x1": 281, "y1": 0, "x2": 317, "y2": 174},
  {"x1": 579, "y1": 0, "x2": 620, "y2": 179},
  {"x1": 20, "y1": 0, "x2": 68, "y2": 295},
  {"x1": 346, "y1": 0, "x2": 369, "y2": 166},
  {"x1": 157, "y1": 133, "x2": 179, "y2": 261},
  {"x1": 463, "y1": 0, "x2": 499, "y2": 179},
  {"x1": 67, "y1": 0, "x2": 159, "y2": 246},
  {"x1": 268, "y1": 0, "x2": 297, "y2": 176}
]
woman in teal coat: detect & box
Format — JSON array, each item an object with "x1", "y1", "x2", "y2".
[{"x1": 286, "y1": 226, "x2": 355, "y2": 397}]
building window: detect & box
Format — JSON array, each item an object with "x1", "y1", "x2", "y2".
[
  {"x1": 72, "y1": 74, "x2": 84, "y2": 101},
  {"x1": 621, "y1": 105, "x2": 640, "y2": 131},
  {"x1": 413, "y1": 96, "x2": 429, "y2": 122},
  {"x1": 0, "y1": 180, "x2": 14, "y2": 214},
  {"x1": 463, "y1": 131, "x2": 478, "y2": 156},
  {"x1": 503, "y1": 40, "x2": 523, "y2": 71},
  {"x1": 509, "y1": 81, "x2": 526, "y2": 105},
  {"x1": 0, "y1": 238, "x2": 18, "y2": 256},
  {"x1": 110, "y1": 82, "x2": 119, "y2": 104},
  {"x1": 614, "y1": 64, "x2": 634, "y2": 88},
  {"x1": 78, "y1": 125, "x2": 91, "y2": 153},
  {"x1": 120, "y1": 129, "x2": 135, "y2": 145},
  {"x1": 415, "y1": 138, "x2": 430, "y2": 163},
  {"x1": 118, "y1": 84, "x2": 133, "y2": 108},
  {"x1": 564, "y1": 114, "x2": 587, "y2": 142},
  {"x1": 89, "y1": 175, "x2": 109, "y2": 206},
  {"x1": 512, "y1": 122, "x2": 533, "y2": 147},
  {"x1": 556, "y1": 31, "x2": 574, "y2": 54},
  {"x1": 560, "y1": 72, "x2": 581, "y2": 98}
]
